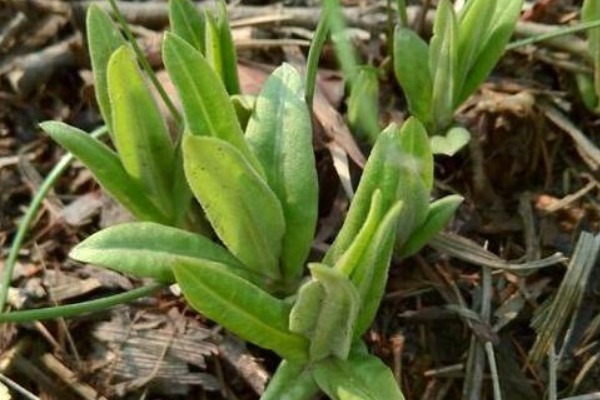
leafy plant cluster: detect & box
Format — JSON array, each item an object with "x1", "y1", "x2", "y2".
[{"x1": 12, "y1": 0, "x2": 542, "y2": 398}]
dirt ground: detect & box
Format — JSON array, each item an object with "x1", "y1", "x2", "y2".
[{"x1": 1, "y1": 0, "x2": 600, "y2": 399}]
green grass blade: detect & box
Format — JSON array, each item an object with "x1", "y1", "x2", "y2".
[
  {"x1": 162, "y1": 33, "x2": 263, "y2": 175},
  {"x1": 70, "y1": 222, "x2": 257, "y2": 284},
  {"x1": 40, "y1": 121, "x2": 169, "y2": 223},
  {"x1": 245, "y1": 64, "x2": 318, "y2": 284},
  {"x1": 86, "y1": 4, "x2": 125, "y2": 137},
  {"x1": 174, "y1": 261, "x2": 309, "y2": 362},
  {"x1": 583, "y1": 0, "x2": 600, "y2": 104},
  {"x1": 108, "y1": 46, "x2": 175, "y2": 217},
  {"x1": 169, "y1": 0, "x2": 206, "y2": 54},
  {"x1": 0, "y1": 284, "x2": 163, "y2": 323},
  {"x1": 393, "y1": 27, "x2": 433, "y2": 127},
  {"x1": 305, "y1": 9, "x2": 330, "y2": 108},
  {"x1": 183, "y1": 135, "x2": 285, "y2": 280}
]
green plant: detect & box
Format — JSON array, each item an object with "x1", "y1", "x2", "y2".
[
  {"x1": 4, "y1": 1, "x2": 463, "y2": 398},
  {"x1": 393, "y1": 0, "x2": 523, "y2": 155}
]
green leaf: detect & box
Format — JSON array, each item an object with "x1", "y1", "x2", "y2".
[
  {"x1": 86, "y1": 4, "x2": 126, "y2": 136},
  {"x1": 430, "y1": 125, "x2": 471, "y2": 156},
  {"x1": 231, "y1": 94, "x2": 256, "y2": 131},
  {"x1": 183, "y1": 135, "x2": 285, "y2": 280},
  {"x1": 456, "y1": 0, "x2": 523, "y2": 105},
  {"x1": 398, "y1": 117, "x2": 433, "y2": 190},
  {"x1": 40, "y1": 121, "x2": 168, "y2": 223},
  {"x1": 289, "y1": 264, "x2": 360, "y2": 361},
  {"x1": 245, "y1": 64, "x2": 318, "y2": 284},
  {"x1": 214, "y1": 0, "x2": 241, "y2": 95},
  {"x1": 394, "y1": 167, "x2": 430, "y2": 248},
  {"x1": 71, "y1": 222, "x2": 255, "y2": 284},
  {"x1": 312, "y1": 352, "x2": 405, "y2": 400},
  {"x1": 261, "y1": 361, "x2": 319, "y2": 400},
  {"x1": 575, "y1": 73, "x2": 599, "y2": 111},
  {"x1": 333, "y1": 190, "x2": 384, "y2": 277},
  {"x1": 429, "y1": 0, "x2": 458, "y2": 133},
  {"x1": 174, "y1": 261, "x2": 309, "y2": 362},
  {"x1": 324, "y1": 123, "x2": 404, "y2": 265},
  {"x1": 352, "y1": 201, "x2": 403, "y2": 337},
  {"x1": 162, "y1": 33, "x2": 263, "y2": 174},
  {"x1": 399, "y1": 194, "x2": 463, "y2": 258},
  {"x1": 347, "y1": 66, "x2": 380, "y2": 141},
  {"x1": 393, "y1": 27, "x2": 433, "y2": 127},
  {"x1": 455, "y1": 0, "x2": 496, "y2": 89},
  {"x1": 107, "y1": 45, "x2": 175, "y2": 217},
  {"x1": 169, "y1": 0, "x2": 206, "y2": 54}
]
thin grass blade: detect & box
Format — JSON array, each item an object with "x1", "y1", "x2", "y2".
[{"x1": 169, "y1": 0, "x2": 206, "y2": 54}]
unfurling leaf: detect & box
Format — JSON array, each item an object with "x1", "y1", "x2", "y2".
[{"x1": 289, "y1": 263, "x2": 360, "y2": 361}]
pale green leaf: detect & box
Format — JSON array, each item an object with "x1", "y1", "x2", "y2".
[
  {"x1": 456, "y1": 0, "x2": 523, "y2": 105},
  {"x1": 399, "y1": 194, "x2": 463, "y2": 258},
  {"x1": 86, "y1": 4, "x2": 126, "y2": 136},
  {"x1": 245, "y1": 64, "x2": 318, "y2": 283},
  {"x1": 169, "y1": 0, "x2": 206, "y2": 53},
  {"x1": 107, "y1": 46, "x2": 175, "y2": 217},
  {"x1": 261, "y1": 361, "x2": 319, "y2": 400},
  {"x1": 162, "y1": 33, "x2": 263, "y2": 174},
  {"x1": 430, "y1": 126, "x2": 471, "y2": 156},
  {"x1": 398, "y1": 117, "x2": 433, "y2": 190},
  {"x1": 429, "y1": 0, "x2": 458, "y2": 133},
  {"x1": 323, "y1": 123, "x2": 404, "y2": 265},
  {"x1": 312, "y1": 353, "x2": 405, "y2": 400},
  {"x1": 347, "y1": 66, "x2": 380, "y2": 141},
  {"x1": 174, "y1": 261, "x2": 309, "y2": 362},
  {"x1": 215, "y1": 0, "x2": 241, "y2": 95},
  {"x1": 393, "y1": 27, "x2": 433, "y2": 127},
  {"x1": 71, "y1": 222, "x2": 255, "y2": 284},
  {"x1": 183, "y1": 135, "x2": 285, "y2": 280},
  {"x1": 40, "y1": 121, "x2": 168, "y2": 224}
]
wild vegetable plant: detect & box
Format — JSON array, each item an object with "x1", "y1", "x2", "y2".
[
  {"x1": 394, "y1": 0, "x2": 523, "y2": 155},
  {"x1": 27, "y1": 1, "x2": 463, "y2": 399}
]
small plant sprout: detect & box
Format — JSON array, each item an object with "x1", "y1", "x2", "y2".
[
  {"x1": 14, "y1": 1, "x2": 464, "y2": 399},
  {"x1": 393, "y1": 0, "x2": 523, "y2": 155}
]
